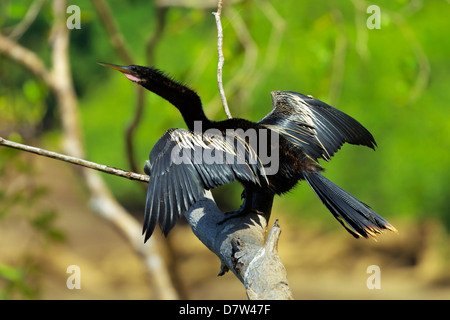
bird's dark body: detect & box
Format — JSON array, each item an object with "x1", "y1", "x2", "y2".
[
  {"x1": 100, "y1": 63, "x2": 397, "y2": 242},
  {"x1": 203, "y1": 117, "x2": 311, "y2": 196}
]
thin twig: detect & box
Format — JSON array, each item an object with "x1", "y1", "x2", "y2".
[
  {"x1": 122, "y1": 6, "x2": 168, "y2": 174},
  {"x1": 92, "y1": 0, "x2": 141, "y2": 174},
  {"x1": 0, "y1": 137, "x2": 149, "y2": 182},
  {"x1": 328, "y1": 7, "x2": 348, "y2": 106},
  {"x1": 205, "y1": 0, "x2": 285, "y2": 120},
  {"x1": 6, "y1": 0, "x2": 46, "y2": 40},
  {"x1": 145, "y1": 7, "x2": 168, "y2": 64},
  {"x1": 213, "y1": 0, "x2": 232, "y2": 119},
  {"x1": 0, "y1": 33, "x2": 55, "y2": 90},
  {"x1": 92, "y1": 0, "x2": 134, "y2": 65}
]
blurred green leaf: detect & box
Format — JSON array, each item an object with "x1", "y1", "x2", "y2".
[{"x1": 0, "y1": 263, "x2": 22, "y2": 282}]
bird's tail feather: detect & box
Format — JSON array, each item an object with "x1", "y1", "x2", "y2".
[{"x1": 304, "y1": 172, "x2": 397, "y2": 239}]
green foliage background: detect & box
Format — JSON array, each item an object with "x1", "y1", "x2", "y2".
[{"x1": 1, "y1": 0, "x2": 449, "y2": 230}]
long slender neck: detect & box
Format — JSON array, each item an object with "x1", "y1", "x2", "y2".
[{"x1": 139, "y1": 68, "x2": 210, "y2": 131}]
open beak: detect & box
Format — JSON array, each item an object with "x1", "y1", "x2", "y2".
[{"x1": 98, "y1": 62, "x2": 141, "y2": 82}]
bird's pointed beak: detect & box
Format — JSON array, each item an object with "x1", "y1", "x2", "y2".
[{"x1": 98, "y1": 62, "x2": 142, "y2": 82}]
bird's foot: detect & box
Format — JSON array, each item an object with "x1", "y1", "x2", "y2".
[
  {"x1": 217, "y1": 207, "x2": 264, "y2": 225},
  {"x1": 217, "y1": 208, "x2": 246, "y2": 225}
]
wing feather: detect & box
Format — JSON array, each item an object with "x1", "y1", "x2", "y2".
[
  {"x1": 143, "y1": 128, "x2": 266, "y2": 241},
  {"x1": 259, "y1": 91, "x2": 376, "y2": 162}
]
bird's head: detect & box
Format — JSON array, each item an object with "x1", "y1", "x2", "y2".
[
  {"x1": 98, "y1": 62, "x2": 206, "y2": 129},
  {"x1": 98, "y1": 62, "x2": 152, "y2": 84}
]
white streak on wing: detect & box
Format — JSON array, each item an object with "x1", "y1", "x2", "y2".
[{"x1": 294, "y1": 95, "x2": 331, "y2": 160}]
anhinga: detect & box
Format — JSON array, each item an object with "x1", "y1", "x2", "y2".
[{"x1": 100, "y1": 63, "x2": 397, "y2": 242}]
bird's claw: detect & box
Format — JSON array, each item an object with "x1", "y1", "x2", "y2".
[{"x1": 217, "y1": 207, "x2": 264, "y2": 225}]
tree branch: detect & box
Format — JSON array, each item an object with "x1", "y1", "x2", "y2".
[
  {"x1": 5, "y1": 0, "x2": 47, "y2": 40},
  {"x1": 213, "y1": 0, "x2": 232, "y2": 119},
  {"x1": 92, "y1": 0, "x2": 134, "y2": 65},
  {"x1": 124, "y1": 6, "x2": 168, "y2": 174},
  {"x1": 0, "y1": 137, "x2": 149, "y2": 182},
  {"x1": 186, "y1": 191, "x2": 294, "y2": 300},
  {"x1": 328, "y1": 7, "x2": 348, "y2": 106},
  {"x1": 92, "y1": 0, "x2": 141, "y2": 174},
  {"x1": 0, "y1": 33, "x2": 55, "y2": 90},
  {"x1": 204, "y1": 0, "x2": 285, "y2": 120}
]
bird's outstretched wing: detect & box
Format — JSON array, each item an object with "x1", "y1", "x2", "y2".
[
  {"x1": 143, "y1": 128, "x2": 267, "y2": 241},
  {"x1": 258, "y1": 91, "x2": 377, "y2": 162}
]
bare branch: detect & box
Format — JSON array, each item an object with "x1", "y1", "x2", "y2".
[
  {"x1": 0, "y1": 137, "x2": 149, "y2": 183},
  {"x1": 213, "y1": 0, "x2": 232, "y2": 119},
  {"x1": 388, "y1": 10, "x2": 430, "y2": 106},
  {"x1": 92, "y1": 0, "x2": 134, "y2": 65},
  {"x1": 205, "y1": 0, "x2": 285, "y2": 120},
  {"x1": 156, "y1": 0, "x2": 241, "y2": 9},
  {"x1": 50, "y1": 0, "x2": 84, "y2": 158},
  {"x1": 186, "y1": 191, "x2": 294, "y2": 300},
  {"x1": 124, "y1": 6, "x2": 169, "y2": 174},
  {"x1": 328, "y1": 7, "x2": 348, "y2": 106},
  {"x1": 6, "y1": 0, "x2": 47, "y2": 40},
  {"x1": 0, "y1": 33, "x2": 55, "y2": 89},
  {"x1": 145, "y1": 7, "x2": 169, "y2": 64},
  {"x1": 92, "y1": 0, "x2": 141, "y2": 174},
  {"x1": 93, "y1": 2, "x2": 169, "y2": 175},
  {"x1": 51, "y1": 1, "x2": 176, "y2": 299},
  {"x1": 238, "y1": 0, "x2": 285, "y2": 104}
]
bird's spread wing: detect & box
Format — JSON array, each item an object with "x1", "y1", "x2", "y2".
[
  {"x1": 143, "y1": 128, "x2": 267, "y2": 241},
  {"x1": 258, "y1": 91, "x2": 377, "y2": 162}
]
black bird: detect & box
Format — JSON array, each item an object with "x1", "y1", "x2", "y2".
[{"x1": 100, "y1": 63, "x2": 397, "y2": 242}]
